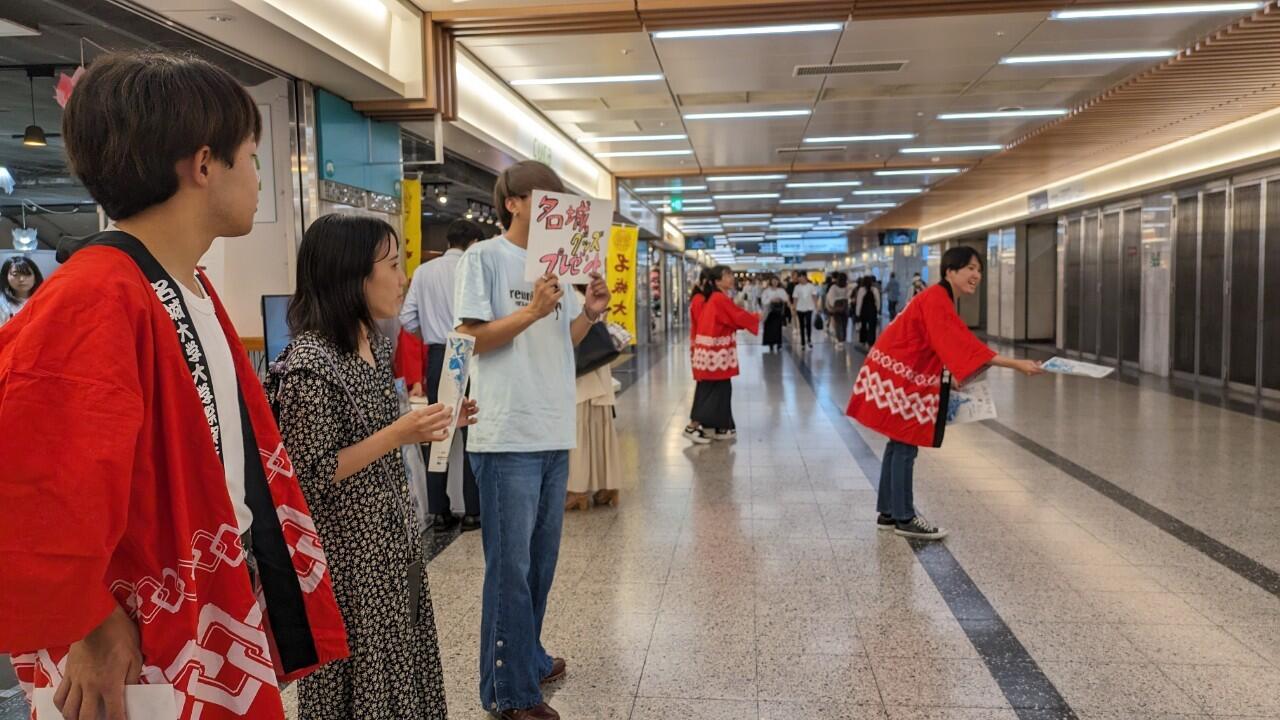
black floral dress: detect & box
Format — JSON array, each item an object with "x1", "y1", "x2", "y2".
[{"x1": 270, "y1": 332, "x2": 447, "y2": 720}]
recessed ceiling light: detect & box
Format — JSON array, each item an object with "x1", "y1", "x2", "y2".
[
  {"x1": 685, "y1": 110, "x2": 810, "y2": 121},
  {"x1": 785, "y1": 180, "x2": 864, "y2": 188},
  {"x1": 775, "y1": 216, "x2": 823, "y2": 222},
  {"x1": 714, "y1": 193, "x2": 782, "y2": 200},
  {"x1": 900, "y1": 145, "x2": 1002, "y2": 153},
  {"x1": 803, "y1": 133, "x2": 915, "y2": 143},
  {"x1": 939, "y1": 109, "x2": 1068, "y2": 120},
  {"x1": 596, "y1": 149, "x2": 694, "y2": 158},
  {"x1": 511, "y1": 73, "x2": 664, "y2": 86},
  {"x1": 207, "y1": 14, "x2": 234, "y2": 22},
  {"x1": 722, "y1": 214, "x2": 772, "y2": 219},
  {"x1": 780, "y1": 198, "x2": 843, "y2": 204},
  {"x1": 722, "y1": 221, "x2": 770, "y2": 227},
  {"x1": 708, "y1": 174, "x2": 787, "y2": 182},
  {"x1": 580, "y1": 134, "x2": 688, "y2": 143},
  {"x1": 770, "y1": 224, "x2": 815, "y2": 230},
  {"x1": 1001, "y1": 50, "x2": 1175, "y2": 64},
  {"x1": 875, "y1": 169, "x2": 962, "y2": 176},
  {"x1": 634, "y1": 184, "x2": 707, "y2": 193},
  {"x1": 839, "y1": 203, "x2": 897, "y2": 209},
  {"x1": 653, "y1": 22, "x2": 843, "y2": 40},
  {"x1": 853, "y1": 188, "x2": 922, "y2": 195},
  {"x1": 1051, "y1": 3, "x2": 1262, "y2": 20}
]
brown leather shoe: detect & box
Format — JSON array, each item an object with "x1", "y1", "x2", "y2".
[
  {"x1": 495, "y1": 703, "x2": 559, "y2": 720},
  {"x1": 541, "y1": 656, "x2": 567, "y2": 684}
]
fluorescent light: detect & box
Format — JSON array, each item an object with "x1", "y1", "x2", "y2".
[
  {"x1": 722, "y1": 214, "x2": 772, "y2": 219},
  {"x1": 900, "y1": 145, "x2": 1002, "y2": 154},
  {"x1": 580, "y1": 134, "x2": 687, "y2": 143},
  {"x1": 839, "y1": 203, "x2": 897, "y2": 209},
  {"x1": 786, "y1": 180, "x2": 863, "y2": 188},
  {"x1": 1002, "y1": 50, "x2": 1175, "y2": 64},
  {"x1": 766, "y1": 234, "x2": 805, "y2": 240},
  {"x1": 875, "y1": 169, "x2": 962, "y2": 176},
  {"x1": 708, "y1": 174, "x2": 787, "y2": 182},
  {"x1": 771, "y1": 224, "x2": 814, "y2": 230},
  {"x1": 511, "y1": 73, "x2": 664, "y2": 86},
  {"x1": 853, "y1": 188, "x2": 922, "y2": 195},
  {"x1": 654, "y1": 22, "x2": 842, "y2": 40},
  {"x1": 714, "y1": 193, "x2": 781, "y2": 200},
  {"x1": 685, "y1": 110, "x2": 810, "y2": 121},
  {"x1": 939, "y1": 109, "x2": 1068, "y2": 120},
  {"x1": 722, "y1": 221, "x2": 770, "y2": 227},
  {"x1": 596, "y1": 149, "x2": 693, "y2": 158},
  {"x1": 634, "y1": 184, "x2": 707, "y2": 193},
  {"x1": 803, "y1": 133, "x2": 915, "y2": 143},
  {"x1": 780, "y1": 198, "x2": 843, "y2": 204},
  {"x1": 1051, "y1": 3, "x2": 1262, "y2": 20},
  {"x1": 775, "y1": 216, "x2": 823, "y2": 221}
]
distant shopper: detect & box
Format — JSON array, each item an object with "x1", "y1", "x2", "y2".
[
  {"x1": 455, "y1": 160, "x2": 612, "y2": 720},
  {"x1": 272, "y1": 214, "x2": 475, "y2": 719},
  {"x1": 826, "y1": 272, "x2": 853, "y2": 347},
  {"x1": 792, "y1": 274, "x2": 819, "y2": 349},
  {"x1": 909, "y1": 272, "x2": 926, "y2": 299},
  {"x1": 761, "y1": 275, "x2": 789, "y2": 352},
  {"x1": 0, "y1": 50, "x2": 348, "y2": 720},
  {"x1": 684, "y1": 267, "x2": 716, "y2": 444},
  {"x1": 566, "y1": 287, "x2": 622, "y2": 511},
  {"x1": 783, "y1": 272, "x2": 798, "y2": 326},
  {"x1": 885, "y1": 272, "x2": 901, "y2": 319},
  {"x1": 401, "y1": 218, "x2": 487, "y2": 533},
  {"x1": 0, "y1": 256, "x2": 43, "y2": 325},
  {"x1": 690, "y1": 265, "x2": 759, "y2": 441},
  {"x1": 847, "y1": 246, "x2": 1044, "y2": 541},
  {"x1": 855, "y1": 275, "x2": 881, "y2": 349},
  {"x1": 745, "y1": 276, "x2": 762, "y2": 311}
]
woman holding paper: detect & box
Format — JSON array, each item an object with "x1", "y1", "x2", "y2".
[
  {"x1": 268, "y1": 214, "x2": 477, "y2": 719},
  {"x1": 690, "y1": 265, "x2": 760, "y2": 440},
  {"x1": 846, "y1": 246, "x2": 1043, "y2": 541},
  {"x1": 760, "y1": 275, "x2": 790, "y2": 353},
  {"x1": 684, "y1": 267, "x2": 716, "y2": 444}
]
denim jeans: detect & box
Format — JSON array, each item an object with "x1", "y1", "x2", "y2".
[
  {"x1": 471, "y1": 450, "x2": 569, "y2": 712},
  {"x1": 876, "y1": 440, "x2": 919, "y2": 522}
]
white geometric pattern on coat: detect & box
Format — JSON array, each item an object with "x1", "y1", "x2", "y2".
[
  {"x1": 277, "y1": 503, "x2": 329, "y2": 593},
  {"x1": 852, "y1": 365, "x2": 939, "y2": 425},
  {"x1": 259, "y1": 442, "x2": 294, "y2": 484},
  {"x1": 108, "y1": 523, "x2": 245, "y2": 625},
  {"x1": 692, "y1": 346, "x2": 739, "y2": 373},
  {"x1": 866, "y1": 347, "x2": 940, "y2": 387}
]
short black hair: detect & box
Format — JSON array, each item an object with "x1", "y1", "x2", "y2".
[
  {"x1": 940, "y1": 245, "x2": 984, "y2": 282},
  {"x1": 63, "y1": 51, "x2": 262, "y2": 221},
  {"x1": 493, "y1": 160, "x2": 565, "y2": 228},
  {"x1": 289, "y1": 214, "x2": 398, "y2": 355},
  {"x1": 446, "y1": 219, "x2": 486, "y2": 249},
  {"x1": 2, "y1": 256, "x2": 44, "y2": 303}
]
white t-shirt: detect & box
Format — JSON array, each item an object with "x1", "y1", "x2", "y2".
[
  {"x1": 761, "y1": 287, "x2": 789, "y2": 307},
  {"x1": 792, "y1": 284, "x2": 820, "y2": 312},
  {"x1": 179, "y1": 281, "x2": 253, "y2": 534},
  {"x1": 453, "y1": 236, "x2": 582, "y2": 453}
]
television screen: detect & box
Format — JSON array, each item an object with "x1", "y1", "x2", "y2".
[
  {"x1": 686, "y1": 236, "x2": 716, "y2": 250},
  {"x1": 262, "y1": 294, "x2": 293, "y2": 361},
  {"x1": 879, "y1": 229, "x2": 918, "y2": 246}
]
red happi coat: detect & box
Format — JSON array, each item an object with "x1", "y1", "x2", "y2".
[
  {"x1": 692, "y1": 291, "x2": 760, "y2": 381},
  {"x1": 846, "y1": 283, "x2": 995, "y2": 447},
  {"x1": 689, "y1": 292, "x2": 705, "y2": 345},
  {"x1": 0, "y1": 243, "x2": 349, "y2": 718}
]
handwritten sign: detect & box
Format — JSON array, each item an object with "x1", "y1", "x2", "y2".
[
  {"x1": 525, "y1": 189, "x2": 614, "y2": 283},
  {"x1": 428, "y1": 332, "x2": 476, "y2": 473},
  {"x1": 606, "y1": 225, "x2": 639, "y2": 344}
]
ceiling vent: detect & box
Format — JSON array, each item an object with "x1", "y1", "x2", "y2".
[{"x1": 794, "y1": 61, "x2": 907, "y2": 77}]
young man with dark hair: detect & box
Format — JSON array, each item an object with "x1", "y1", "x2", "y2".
[
  {"x1": 454, "y1": 161, "x2": 611, "y2": 720},
  {"x1": 400, "y1": 218, "x2": 487, "y2": 532},
  {"x1": 0, "y1": 51, "x2": 348, "y2": 720}
]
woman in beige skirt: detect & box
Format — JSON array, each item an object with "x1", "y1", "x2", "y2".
[{"x1": 565, "y1": 356, "x2": 622, "y2": 511}]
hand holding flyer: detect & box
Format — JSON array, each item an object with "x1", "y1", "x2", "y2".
[
  {"x1": 428, "y1": 333, "x2": 477, "y2": 472},
  {"x1": 524, "y1": 190, "x2": 615, "y2": 283},
  {"x1": 1041, "y1": 356, "x2": 1116, "y2": 378}
]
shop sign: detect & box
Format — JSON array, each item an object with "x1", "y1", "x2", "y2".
[{"x1": 402, "y1": 178, "x2": 423, "y2": 277}]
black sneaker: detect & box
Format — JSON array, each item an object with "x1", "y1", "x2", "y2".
[
  {"x1": 431, "y1": 513, "x2": 460, "y2": 534},
  {"x1": 876, "y1": 513, "x2": 896, "y2": 531},
  {"x1": 683, "y1": 426, "x2": 712, "y2": 445},
  {"x1": 894, "y1": 516, "x2": 948, "y2": 541}
]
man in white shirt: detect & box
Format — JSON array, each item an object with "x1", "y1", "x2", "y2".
[
  {"x1": 791, "y1": 274, "x2": 820, "y2": 349},
  {"x1": 401, "y1": 219, "x2": 486, "y2": 533}
]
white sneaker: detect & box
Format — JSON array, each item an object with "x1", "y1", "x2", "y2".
[
  {"x1": 683, "y1": 426, "x2": 712, "y2": 445},
  {"x1": 711, "y1": 429, "x2": 737, "y2": 441}
]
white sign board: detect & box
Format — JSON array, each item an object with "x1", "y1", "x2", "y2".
[
  {"x1": 524, "y1": 190, "x2": 614, "y2": 283},
  {"x1": 35, "y1": 686, "x2": 178, "y2": 719},
  {"x1": 428, "y1": 332, "x2": 477, "y2": 473},
  {"x1": 1042, "y1": 356, "x2": 1116, "y2": 378}
]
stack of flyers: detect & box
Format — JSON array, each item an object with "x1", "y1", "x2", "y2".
[{"x1": 1041, "y1": 356, "x2": 1115, "y2": 378}]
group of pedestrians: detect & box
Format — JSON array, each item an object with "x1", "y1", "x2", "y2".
[{"x1": 0, "y1": 51, "x2": 613, "y2": 720}]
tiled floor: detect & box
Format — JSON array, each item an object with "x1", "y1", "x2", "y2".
[{"x1": 9, "y1": 327, "x2": 1280, "y2": 719}]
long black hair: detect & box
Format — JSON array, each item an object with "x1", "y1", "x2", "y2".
[
  {"x1": 691, "y1": 266, "x2": 714, "y2": 300},
  {"x1": 2, "y1": 256, "x2": 44, "y2": 304},
  {"x1": 704, "y1": 265, "x2": 733, "y2": 298},
  {"x1": 288, "y1": 214, "x2": 399, "y2": 354}
]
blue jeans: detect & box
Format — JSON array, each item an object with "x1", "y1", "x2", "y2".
[
  {"x1": 471, "y1": 450, "x2": 569, "y2": 712},
  {"x1": 876, "y1": 440, "x2": 918, "y2": 522}
]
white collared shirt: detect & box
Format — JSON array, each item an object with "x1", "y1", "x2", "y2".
[{"x1": 401, "y1": 248, "x2": 465, "y2": 346}]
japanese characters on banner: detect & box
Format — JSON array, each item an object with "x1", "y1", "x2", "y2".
[
  {"x1": 606, "y1": 225, "x2": 639, "y2": 345},
  {"x1": 524, "y1": 190, "x2": 615, "y2": 283},
  {"x1": 402, "y1": 178, "x2": 423, "y2": 277}
]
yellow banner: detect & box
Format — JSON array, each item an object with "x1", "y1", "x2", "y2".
[
  {"x1": 606, "y1": 225, "x2": 639, "y2": 345},
  {"x1": 402, "y1": 178, "x2": 423, "y2": 278}
]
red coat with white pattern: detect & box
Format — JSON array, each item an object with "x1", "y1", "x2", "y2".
[
  {"x1": 846, "y1": 283, "x2": 995, "y2": 447},
  {"x1": 692, "y1": 291, "x2": 760, "y2": 381}
]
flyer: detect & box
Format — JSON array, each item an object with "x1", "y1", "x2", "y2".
[
  {"x1": 946, "y1": 379, "x2": 998, "y2": 424},
  {"x1": 524, "y1": 189, "x2": 614, "y2": 283},
  {"x1": 35, "y1": 685, "x2": 177, "y2": 719},
  {"x1": 428, "y1": 332, "x2": 476, "y2": 473},
  {"x1": 1041, "y1": 356, "x2": 1116, "y2": 378}
]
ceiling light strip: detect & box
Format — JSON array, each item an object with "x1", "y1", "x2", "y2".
[
  {"x1": 511, "y1": 73, "x2": 664, "y2": 86},
  {"x1": 1001, "y1": 50, "x2": 1176, "y2": 64},
  {"x1": 939, "y1": 109, "x2": 1068, "y2": 120},
  {"x1": 685, "y1": 110, "x2": 811, "y2": 120},
  {"x1": 1051, "y1": 3, "x2": 1263, "y2": 20},
  {"x1": 653, "y1": 23, "x2": 843, "y2": 40},
  {"x1": 900, "y1": 145, "x2": 1002, "y2": 153}
]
